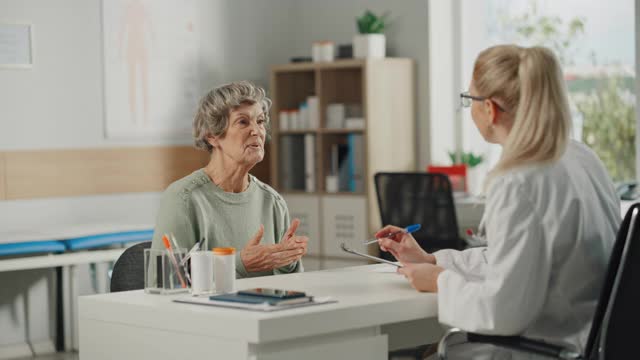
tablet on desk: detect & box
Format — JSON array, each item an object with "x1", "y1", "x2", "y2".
[
  {"x1": 339, "y1": 243, "x2": 403, "y2": 268},
  {"x1": 237, "y1": 288, "x2": 306, "y2": 299}
]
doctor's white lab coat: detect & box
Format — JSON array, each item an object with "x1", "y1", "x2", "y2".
[{"x1": 434, "y1": 141, "x2": 620, "y2": 355}]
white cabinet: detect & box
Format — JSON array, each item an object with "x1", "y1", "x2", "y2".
[
  {"x1": 321, "y1": 195, "x2": 367, "y2": 258},
  {"x1": 455, "y1": 197, "x2": 485, "y2": 235},
  {"x1": 282, "y1": 194, "x2": 321, "y2": 256}
]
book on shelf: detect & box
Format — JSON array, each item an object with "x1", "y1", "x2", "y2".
[
  {"x1": 330, "y1": 135, "x2": 363, "y2": 193},
  {"x1": 304, "y1": 134, "x2": 316, "y2": 192},
  {"x1": 280, "y1": 135, "x2": 306, "y2": 191},
  {"x1": 335, "y1": 143, "x2": 350, "y2": 192},
  {"x1": 279, "y1": 134, "x2": 316, "y2": 192},
  {"x1": 348, "y1": 134, "x2": 364, "y2": 193},
  {"x1": 307, "y1": 96, "x2": 319, "y2": 129}
]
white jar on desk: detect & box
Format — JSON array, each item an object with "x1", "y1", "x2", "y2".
[{"x1": 213, "y1": 247, "x2": 236, "y2": 294}]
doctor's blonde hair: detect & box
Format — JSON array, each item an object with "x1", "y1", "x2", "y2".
[{"x1": 473, "y1": 45, "x2": 572, "y2": 183}]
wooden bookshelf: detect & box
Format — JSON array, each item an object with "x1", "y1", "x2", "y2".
[
  {"x1": 319, "y1": 129, "x2": 365, "y2": 134},
  {"x1": 269, "y1": 58, "x2": 416, "y2": 264}
]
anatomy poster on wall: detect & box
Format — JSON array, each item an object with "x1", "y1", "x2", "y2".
[{"x1": 102, "y1": 0, "x2": 199, "y2": 139}]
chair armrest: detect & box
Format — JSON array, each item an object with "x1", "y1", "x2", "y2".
[{"x1": 437, "y1": 328, "x2": 582, "y2": 359}]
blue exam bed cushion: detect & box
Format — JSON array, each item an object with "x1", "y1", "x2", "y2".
[
  {"x1": 64, "y1": 229, "x2": 154, "y2": 250},
  {"x1": 0, "y1": 241, "x2": 66, "y2": 257}
]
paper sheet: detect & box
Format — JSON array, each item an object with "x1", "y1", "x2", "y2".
[
  {"x1": 174, "y1": 295, "x2": 336, "y2": 312},
  {"x1": 371, "y1": 264, "x2": 402, "y2": 273}
]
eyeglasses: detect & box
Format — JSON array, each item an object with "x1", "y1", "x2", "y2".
[{"x1": 460, "y1": 91, "x2": 505, "y2": 112}]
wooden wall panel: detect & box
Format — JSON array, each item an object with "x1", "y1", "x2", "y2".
[
  {"x1": 0, "y1": 152, "x2": 6, "y2": 200},
  {"x1": 4, "y1": 146, "x2": 211, "y2": 200},
  {"x1": 2, "y1": 145, "x2": 273, "y2": 200}
]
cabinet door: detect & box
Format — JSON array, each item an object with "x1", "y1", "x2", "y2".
[
  {"x1": 282, "y1": 194, "x2": 321, "y2": 256},
  {"x1": 455, "y1": 198, "x2": 485, "y2": 236},
  {"x1": 300, "y1": 256, "x2": 323, "y2": 272},
  {"x1": 321, "y1": 195, "x2": 367, "y2": 257}
]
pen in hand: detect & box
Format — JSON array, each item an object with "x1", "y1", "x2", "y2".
[{"x1": 363, "y1": 224, "x2": 421, "y2": 245}]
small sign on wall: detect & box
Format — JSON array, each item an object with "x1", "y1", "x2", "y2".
[{"x1": 0, "y1": 23, "x2": 33, "y2": 68}]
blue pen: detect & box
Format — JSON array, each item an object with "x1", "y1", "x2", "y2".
[{"x1": 363, "y1": 224, "x2": 421, "y2": 245}]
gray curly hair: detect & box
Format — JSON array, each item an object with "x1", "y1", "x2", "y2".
[{"x1": 193, "y1": 81, "x2": 272, "y2": 153}]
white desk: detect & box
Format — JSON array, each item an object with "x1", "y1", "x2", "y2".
[{"x1": 79, "y1": 264, "x2": 443, "y2": 360}]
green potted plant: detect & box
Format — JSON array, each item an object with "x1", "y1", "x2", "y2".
[
  {"x1": 448, "y1": 151, "x2": 484, "y2": 169},
  {"x1": 354, "y1": 10, "x2": 389, "y2": 59}
]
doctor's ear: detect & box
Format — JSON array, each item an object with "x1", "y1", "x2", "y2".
[{"x1": 484, "y1": 99, "x2": 500, "y2": 124}]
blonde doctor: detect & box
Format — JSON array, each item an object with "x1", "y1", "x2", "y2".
[{"x1": 376, "y1": 45, "x2": 620, "y2": 357}]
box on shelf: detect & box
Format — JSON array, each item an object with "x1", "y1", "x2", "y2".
[
  {"x1": 345, "y1": 118, "x2": 365, "y2": 129},
  {"x1": 326, "y1": 103, "x2": 345, "y2": 129}
]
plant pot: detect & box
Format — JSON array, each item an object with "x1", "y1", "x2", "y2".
[
  {"x1": 353, "y1": 34, "x2": 386, "y2": 59},
  {"x1": 467, "y1": 165, "x2": 484, "y2": 196}
]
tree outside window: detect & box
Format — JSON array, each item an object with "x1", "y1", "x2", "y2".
[{"x1": 490, "y1": 0, "x2": 636, "y2": 182}]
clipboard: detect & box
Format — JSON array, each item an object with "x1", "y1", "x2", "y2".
[{"x1": 339, "y1": 243, "x2": 403, "y2": 268}]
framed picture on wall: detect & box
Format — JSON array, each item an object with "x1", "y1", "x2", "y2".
[
  {"x1": 0, "y1": 23, "x2": 33, "y2": 69},
  {"x1": 101, "y1": 0, "x2": 200, "y2": 140}
]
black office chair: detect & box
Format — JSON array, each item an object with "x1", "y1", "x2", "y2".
[
  {"x1": 110, "y1": 241, "x2": 151, "y2": 292},
  {"x1": 375, "y1": 172, "x2": 464, "y2": 261},
  {"x1": 437, "y1": 202, "x2": 640, "y2": 360}
]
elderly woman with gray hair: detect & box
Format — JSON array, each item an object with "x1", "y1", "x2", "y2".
[{"x1": 152, "y1": 81, "x2": 307, "y2": 278}]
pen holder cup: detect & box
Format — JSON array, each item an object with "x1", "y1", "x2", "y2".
[{"x1": 144, "y1": 248, "x2": 190, "y2": 294}]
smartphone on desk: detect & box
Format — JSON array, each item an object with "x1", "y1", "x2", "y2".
[{"x1": 237, "y1": 288, "x2": 306, "y2": 299}]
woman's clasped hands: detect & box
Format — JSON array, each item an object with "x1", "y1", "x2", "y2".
[{"x1": 241, "y1": 218, "x2": 308, "y2": 273}]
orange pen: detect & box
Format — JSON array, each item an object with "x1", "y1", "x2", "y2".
[{"x1": 162, "y1": 234, "x2": 187, "y2": 288}]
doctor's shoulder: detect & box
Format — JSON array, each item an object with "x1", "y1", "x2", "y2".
[{"x1": 484, "y1": 166, "x2": 545, "y2": 204}]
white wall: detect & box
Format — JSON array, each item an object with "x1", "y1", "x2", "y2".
[
  {"x1": 0, "y1": 0, "x2": 298, "y2": 354},
  {"x1": 0, "y1": 0, "x2": 430, "y2": 354},
  {"x1": 0, "y1": 0, "x2": 430, "y2": 164},
  {"x1": 0, "y1": 0, "x2": 297, "y2": 151}
]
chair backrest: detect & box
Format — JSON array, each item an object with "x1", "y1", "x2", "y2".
[
  {"x1": 374, "y1": 172, "x2": 463, "y2": 260},
  {"x1": 110, "y1": 241, "x2": 152, "y2": 292},
  {"x1": 584, "y1": 203, "x2": 640, "y2": 359}
]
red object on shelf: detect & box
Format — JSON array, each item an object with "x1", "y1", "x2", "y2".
[{"x1": 427, "y1": 164, "x2": 468, "y2": 192}]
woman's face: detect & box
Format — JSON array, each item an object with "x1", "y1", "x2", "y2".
[{"x1": 211, "y1": 102, "x2": 267, "y2": 167}]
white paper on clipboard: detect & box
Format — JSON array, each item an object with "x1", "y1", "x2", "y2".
[{"x1": 339, "y1": 243, "x2": 403, "y2": 268}]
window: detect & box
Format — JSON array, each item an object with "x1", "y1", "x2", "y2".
[{"x1": 455, "y1": 0, "x2": 636, "y2": 187}]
